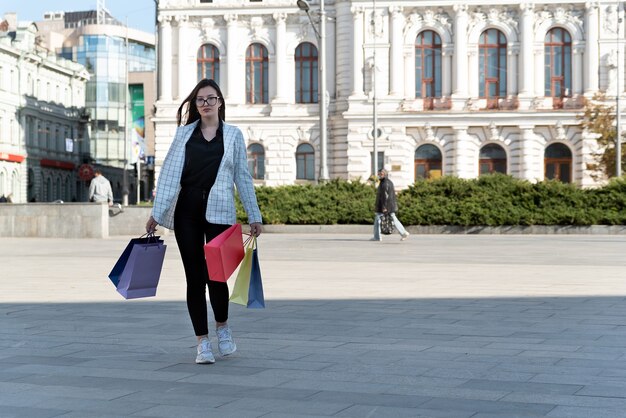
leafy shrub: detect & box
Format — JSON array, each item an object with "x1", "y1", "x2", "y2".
[{"x1": 236, "y1": 175, "x2": 626, "y2": 226}]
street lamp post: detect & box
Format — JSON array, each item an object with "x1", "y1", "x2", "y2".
[
  {"x1": 122, "y1": 18, "x2": 130, "y2": 206},
  {"x1": 617, "y1": 4, "x2": 622, "y2": 177},
  {"x1": 372, "y1": 0, "x2": 378, "y2": 177},
  {"x1": 297, "y1": 0, "x2": 329, "y2": 181}
]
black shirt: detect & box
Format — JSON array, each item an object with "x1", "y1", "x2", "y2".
[{"x1": 180, "y1": 121, "x2": 224, "y2": 192}]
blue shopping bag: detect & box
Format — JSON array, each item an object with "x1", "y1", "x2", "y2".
[
  {"x1": 109, "y1": 234, "x2": 166, "y2": 299},
  {"x1": 246, "y1": 242, "x2": 265, "y2": 309},
  {"x1": 108, "y1": 235, "x2": 161, "y2": 286}
]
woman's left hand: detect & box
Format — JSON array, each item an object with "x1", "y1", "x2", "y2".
[{"x1": 249, "y1": 222, "x2": 263, "y2": 237}]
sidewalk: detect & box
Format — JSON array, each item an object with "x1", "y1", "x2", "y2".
[{"x1": 1, "y1": 234, "x2": 626, "y2": 417}]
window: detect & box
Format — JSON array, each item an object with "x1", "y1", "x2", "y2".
[
  {"x1": 200, "y1": 0, "x2": 212, "y2": 2},
  {"x1": 197, "y1": 44, "x2": 220, "y2": 82},
  {"x1": 296, "y1": 143, "x2": 315, "y2": 180},
  {"x1": 415, "y1": 30, "x2": 442, "y2": 109},
  {"x1": 479, "y1": 29, "x2": 507, "y2": 107},
  {"x1": 544, "y1": 143, "x2": 572, "y2": 183},
  {"x1": 415, "y1": 144, "x2": 443, "y2": 180},
  {"x1": 247, "y1": 143, "x2": 265, "y2": 180},
  {"x1": 545, "y1": 27, "x2": 572, "y2": 109},
  {"x1": 245, "y1": 43, "x2": 269, "y2": 104},
  {"x1": 370, "y1": 151, "x2": 385, "y2": 174},
  {"x1": 295, "y1": 42, "x2": 318, "y2": 103},
  {"x1": 479, "y1": 144, "x2": 507, "y2": 175}
]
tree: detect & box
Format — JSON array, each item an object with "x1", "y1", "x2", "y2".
[{"x1": 578, "y1": 93, "x2": 625, "y2": 179}]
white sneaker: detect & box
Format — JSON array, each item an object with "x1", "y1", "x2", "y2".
[
  {"x1": 195, "y1": 337, "x2": 215, "y2": 364},
  {"x1": 217, "y1": 325, "x2": 237, "y2": 356},
  {"x1": 401, "y1": 232, "x2": 410, "y2": 241}
]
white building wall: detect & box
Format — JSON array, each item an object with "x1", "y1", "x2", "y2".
[
  {"x1": 0, "y1": 22, "x2": 88, "y2": 203},
  {"x1": 154, "y1": 0, "x2": 625, "y2": 191}
]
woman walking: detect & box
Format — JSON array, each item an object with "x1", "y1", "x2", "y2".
[{"x1": 146, "y1": 79, "x2": 262, "y2": 364}]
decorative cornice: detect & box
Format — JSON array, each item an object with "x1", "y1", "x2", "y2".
[
  {"x1": 273, "y1": 12, "x2": 287, "y2": 24},
  {"x1": 453, "y1": 4, "x2": 469, "y2": 15},
  {"x1": 351, "y1": 6, "x2": 365, "y2": 16},
  {"x1": 157, "y1": 14, "x2": 173, "y2": 24}
]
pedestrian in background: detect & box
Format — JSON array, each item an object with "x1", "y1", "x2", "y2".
[
  {"x1": 146, "y1": 78, "x2": 263, "y2": 365},
  {"x1": 372, "y1": 168, "x2": 410, "y2": 242},
  {"x1": 88, "y1": 169, "x2": 113, "y2": 206}
]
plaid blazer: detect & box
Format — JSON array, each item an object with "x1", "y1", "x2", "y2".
[{"x1": 151, "y1": 120, "x2": 262, "y2": 230}]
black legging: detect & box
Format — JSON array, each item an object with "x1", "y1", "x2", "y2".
[{"x1": 174, "y1": 187, "x2": 230, "y2": 336}]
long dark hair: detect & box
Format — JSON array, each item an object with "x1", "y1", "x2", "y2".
[{"x1": 176, "y1": 79, "x2": 226, "y2": 125}]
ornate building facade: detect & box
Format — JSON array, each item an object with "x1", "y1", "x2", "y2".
[
  {"x1": 154, "y1": 0, "x2": 624, "y2": 190},
  {"x1": 0, "y1": 14, "x2": 89, "y2": 203}
]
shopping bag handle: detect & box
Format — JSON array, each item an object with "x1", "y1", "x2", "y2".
[
  {"x1": 138, "y1": 232, "x2": 160, "y2": 243},
  {"x1": 243, "y1": 234, "x2": 256, "y2": 249}
]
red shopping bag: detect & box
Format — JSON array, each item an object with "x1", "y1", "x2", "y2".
[{"x1": 204, "y1": 224, "x2": 244, "y2": 282}]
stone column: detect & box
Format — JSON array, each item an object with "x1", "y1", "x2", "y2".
[
  {"x1": 518, "y1": 3, "x2": 534, "y2": 97},
  {"x1": 176, "y1": 15, "x2": 189, "y2": 100},
  {"x1": 158, "y1": 15, "x2": 172, "y2": 101},
  {"x1": 273, "y1": 13, "x2": 288, "y2": 102},
  {"x1": 581, "y1": 128, "x2": 601, "y2": 187},
  {"x1": 533, "y1": 47, "x2": 543, "y2": 98},
  {"x1": 584, "y1": 2, "x2": 599, "y2": 95},
  {"x1": 351, "y1": 6, "x2": 365, "y2": 97},
  {"x1": 468, "y1": 50, "x2": 479, "y2": 98},
  {"x1": 225, "y1": 14, "x2": 238, "y2": 102},
  {"x1": 507, "y1": 48, "x2": 517, "y2": 96},
  {"x1": 442, "y1": 49, "x2": 453, "y2": 97},
  {"x1": 452, "y1": 127, "x2": 474, "y2": 178},
  {"x1": 403, "y1": 47, "x2": 414, "y2": 99},
  {"x1": 573, "y1": 46, "x2": 584, "y2": 95},
  {"x1": 389, "y1": 6, "x2": 404, "y2": 96},
  {"x1": 452, "y1": 4, "x2": 469, "y2": 108},
  {"x1": 518, "y1": 126, "x2": 537, "y2": 180}
]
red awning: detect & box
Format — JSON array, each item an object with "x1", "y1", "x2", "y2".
[
  {"x1": 40, "y1": 159, "x2": 76, "y2": 170},
  {"x1": 0, "y1": 152, "x2": 25, "y2": 163}
]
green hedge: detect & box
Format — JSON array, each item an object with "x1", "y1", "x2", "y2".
[{"x1": 236, "y1": 175, "x2": 626, "y2": 226}]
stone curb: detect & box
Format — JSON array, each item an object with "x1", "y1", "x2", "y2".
[{"x1": 262, "y1": 224, "x2": 626, "y2": 234}]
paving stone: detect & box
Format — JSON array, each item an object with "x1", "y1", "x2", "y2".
[{"x1": 1, "y1": 234, "x2": 626, "y2": 417}]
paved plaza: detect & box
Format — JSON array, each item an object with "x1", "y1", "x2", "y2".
[{"x1": 1, "y1": 233, "x2": 626, "y2": 417}]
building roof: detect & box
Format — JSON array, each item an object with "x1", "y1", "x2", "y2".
[{"x1": 63, "y1": 10, "x2": 122, "y2": 28}]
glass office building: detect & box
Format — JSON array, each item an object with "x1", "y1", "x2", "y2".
[
  {"x1": 37, "y1": 10, "x2": 155, "y2": 202},
  {"x1": 62, "y1": 34, "x2": 155, "y2": 170}
]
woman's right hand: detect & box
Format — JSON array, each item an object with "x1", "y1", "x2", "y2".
[{"x1": 146, "y1": 216, "x2": 159, "y2": 233}]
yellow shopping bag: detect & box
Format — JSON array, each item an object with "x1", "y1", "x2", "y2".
[{"x1": 229, "y1": 237, "x2": 255, "y2": 306}]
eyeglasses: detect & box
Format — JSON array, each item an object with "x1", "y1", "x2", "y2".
[{"x1": 195, "y1": 96, "x2": 220, "y2": 106}]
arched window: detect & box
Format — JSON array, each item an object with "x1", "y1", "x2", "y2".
[
  {"x1": 479, "y1": 144, "x2": 507, "y2": 175},
  {"x1": 296, "y1": 143, "x2": 315, "y2": 180},
  {"x1": 45, "y1": 176, "x2": 51, "y2": 202},
  {"x1": 415, "y1": 144, "x2": 443, "y2": 180},
  {"x1": 479, "y1": 29, "x2": 507, "y2": 108},
  {"x1": 55, "y1": 177, "x2": 61, "y2": 200},
  {"x1": 197, "y1": 44, "x2": 220, "y2": 82},
  {"x1": 545, "y1": 143, "x2": 572, "y2": 183},
  {"x1": 545, "y1": 28, "x2": 572, "y2": 109},
  {"x1": 415, "y1": 30, "x2": 442, "y2": 109},
  {"x1": 246, "y1": 43, "x2": 269, "y2": 104},
  {"x1": 64, "y1": 176, "x2": 71, "y2": 201},
  {"x1": 27, "y1": 168, "x2": 34, "y2": 202},
  {"x1": 247, "y1": 143, "x2": 265, "y2": 180},
  {"x1": 11, "y1": 170, "x2": 19, "y2": 202},
  {"x1": 295, "y1": 42, "x2": 318, "y2": 103}
]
